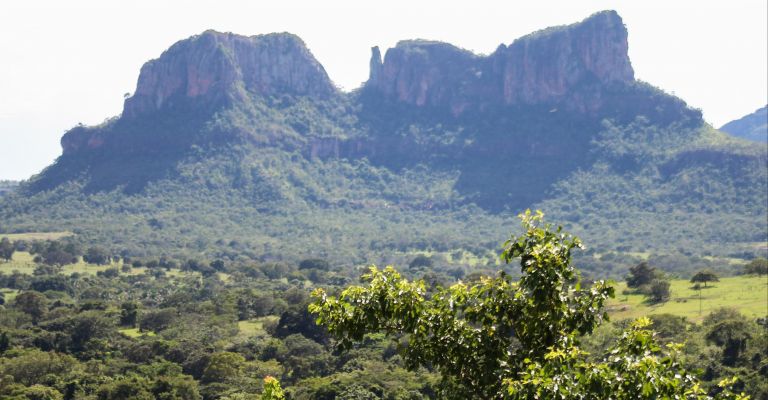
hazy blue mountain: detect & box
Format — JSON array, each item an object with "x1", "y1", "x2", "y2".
[{"x1": 719, "y1": 106, "x2": 767, "y2": 143}]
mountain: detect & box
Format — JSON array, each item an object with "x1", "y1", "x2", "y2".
[
  {"x1": 2, "y1": 11, "x2": 766, "y2": 276},
  {"x1": 719, "y1": 106, "x2": 767, "y2": 142}
]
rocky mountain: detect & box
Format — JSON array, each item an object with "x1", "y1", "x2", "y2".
[
  {"x1": 3, "y1": 11, "x2": 766, "y2": 272},
  {"x1": 719, "y1": 106, "x2": 767, "y2": 143},
  {"x1": 368, "y1": 10, "x2": 633, "y2": 113}
]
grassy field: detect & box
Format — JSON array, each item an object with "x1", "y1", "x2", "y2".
[
  {"x1": 118, "y1": 328, "x2": 156, "y2": 338},
  {"x1": 237, "y1": 316, "x2": 278, "y2": 339},
  {"x1": 606, "y1": 275, "x2": 767, "y2": 323},
  {"x1": 0, "y1": 251, "x2": 195, "y2": 278},
  {"x1": 0, "y1": 232, "x2": 73, "y2": 241}
]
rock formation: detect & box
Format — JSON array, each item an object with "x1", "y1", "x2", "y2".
[
  {"x1": 366, "y1": 10, "x2": 634, "y2": 112},
  {"x1": 123, "y1": 31, "x2": 336, "y2": 118}
]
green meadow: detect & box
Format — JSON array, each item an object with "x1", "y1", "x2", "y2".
[
  {"x1": 0, "y1": 251, "x2": 194, "y2": 278},
  {"x1": 606, "y1": 275, "x2": 768, "y2": 323}
]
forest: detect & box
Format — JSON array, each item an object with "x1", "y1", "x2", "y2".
[{"x1": 0, "y1": 212, "x2": 765, "y2": 399}]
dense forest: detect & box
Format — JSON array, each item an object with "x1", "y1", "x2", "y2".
[{"x1": 0, "y1": 214, "x2": 765, "y2": 399}]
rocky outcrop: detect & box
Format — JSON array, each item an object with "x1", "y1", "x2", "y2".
[
  {"x1": 61, "y1": 125, "x2": 105, "y2": 155},
  {"x1": 123, "y1": 31, "x2": 336, "y2": 118},
  {"x1": 366, "y1": 10, "x2": 634, "y2": 111}
]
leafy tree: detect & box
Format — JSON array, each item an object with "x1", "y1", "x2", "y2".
[
  {"x1": 649, "y1": 278, "x2": 672, "y2": 303},
  {"x1": 408, "y1": 254, "x2": 433, "y2": 269},
  {"x1": 704, "y1": 308, "x2": 753, "y2": 367},
  {"x1": 691, "y1": 270, "x2": 720, "y2": 287},
  {"x1": 743, "y1": 258, "x2": 768, "y2": 275},
  {"x1": 84, "y1": 246, "x2": 111, "y2": 265},
  {"x1": 299, "y1": 258, "x2": 330, "y2": 271},
  {"x1": 13, "y1": 291, "x2": 48, "y2": 323},
  {"x1": 626, "y1": 261, "x2": 658, "y2": 288},
  {"x1": 309, "y1": 211, "x2": 745, "y2": 399},
  {"x1": 120, "y1": 302, "x2": 139, "y2": 327},
  {"x1": 0, "y1": 237, "x2": 14, "y2": 261},
  {"x1": 201, "y1": 352, "x2": 245, "y2": 384},
  {"x1": 261, "y1": 376, "x2": 285, "y2": 400}
]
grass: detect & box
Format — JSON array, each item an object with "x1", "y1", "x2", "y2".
[
  {"x1": 606, "y1": 275, "x2": 768, "y2": 323},
  {"x1": 118, "y1": 328, "x2": 156, "y2": 338},
  {"x1": 0, "y1": 251, "x2": 197, "y2": 278},
  {"x1": 0, "y1": 232, "x2": 73, "y2": 241},
  {"x1": 1, "y1": 288, "x2": 19, "y2": 302},
  {"x1": 237, "y1": 316, "x2": 278, "y2": 339}
]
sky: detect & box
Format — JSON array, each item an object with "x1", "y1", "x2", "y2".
[{"x1": 1, "y1": 0, "x2": 766, "y2": 181}]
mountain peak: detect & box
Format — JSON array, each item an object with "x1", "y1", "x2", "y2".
[
  {"x1": 122, "y1": 30, "x2": 336, "y2": 119},
  {"x1": 365, "y1": 10, "x2": 633, "y2": 112}
]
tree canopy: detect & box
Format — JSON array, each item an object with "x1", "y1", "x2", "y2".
[{"x1": 309, "y1": 210, "x2": 747, "y2": 399}]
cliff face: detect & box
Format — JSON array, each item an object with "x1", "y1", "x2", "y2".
[
  {"x1": 123, "y1": 31, "x2": 336, "y2": 119},
  {"x1": 61, "y1": 31, "x2": 336, "y2": 155},
  {"x1": 366, "y1": 10, "x2": 634, "y2": 112}
]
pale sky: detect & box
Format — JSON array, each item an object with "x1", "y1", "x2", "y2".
[{"x1": 1, "y1": 0, "x2": 766, "y2": 181}]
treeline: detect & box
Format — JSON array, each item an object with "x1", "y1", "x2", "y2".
[{"x1": 0, "y1": 235, "x2": 765, "y2": 398}]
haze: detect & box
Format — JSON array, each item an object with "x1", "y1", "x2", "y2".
[{"x1": 1, "y1": 0, "x2": 766, "y2": 181}]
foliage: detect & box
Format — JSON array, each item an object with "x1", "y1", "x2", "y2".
[
  {"x1": 261, "y1": 376, "x2": 285, "y2": 400},
  {"x1": 311, "y1": 211, "x2": 747, "y2": 398},
  {"x1": 626, "y1": 262, "x2": 659, "y2": 288},
  {"x1": 0, "y1": 238, "x2": 14, "y2": 262},
  {"x1": 743, "y1": 258, "x2": 767, "y2": 275},
  {"x1": 649, "y1": 278, "x2": 672, "y2": 303},
  {"x1": 692, "y1": 270, "x2": 720, "y2": 287}
]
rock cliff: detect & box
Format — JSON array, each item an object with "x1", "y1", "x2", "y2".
[
  {"x1": 123, "y1": 31, "x2": 336, "y2": 118},
  {"x1": 366, "y1": 10, "x2": 634, "y2": 112}
]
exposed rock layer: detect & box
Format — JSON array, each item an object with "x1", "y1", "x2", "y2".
[
  {"x1": 123, "y1": 31, "x2": 336, "y2": 119},
  {"x1": 366, "y1": 10, "x2": 634, "y2": 111}
]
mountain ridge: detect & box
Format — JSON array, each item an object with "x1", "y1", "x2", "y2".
[{"x1": 4, "y1": 10, "x2": 766, "y2": 272}]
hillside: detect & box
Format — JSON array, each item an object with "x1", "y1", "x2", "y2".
[
  {"x1": 1, "y1": 10, "x2": 766, "y2": 276},
  {"x1": 0, "y1": 181, "x2": 18, "y2": 197},
  {"x1": 720, "y1": 105, "x2": 767, "y2": 142}
]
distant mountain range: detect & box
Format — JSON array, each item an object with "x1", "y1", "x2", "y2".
[
  {"x1": 720, "y1": 106, "x2": 767, "y2": 143},
  {"x1": 2, "y1": 10, "x2": 765, "y2": 274}
]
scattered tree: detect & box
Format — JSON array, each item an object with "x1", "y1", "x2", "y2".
[
  {"x1": 84, "y1": 246, "x2": 111, "y2": 265},
  {"x1": 0, "y1": 237, "x2": 14, "y2": 261},
  {"x1": 691, "y1": 270, "x2": 720, "y2": 287},
  {"x1": 649, "y1": 278, "x2": 672, "y2": 303},
  {"x1": 743, "y1": 258, "x2": 768, "y2": 275},
  {"x1": 408, "y1": 254, "x2": 433, "y2": 269},
  {"x1": 626, "y1": 261, "x2": 659, "y2": 288}
]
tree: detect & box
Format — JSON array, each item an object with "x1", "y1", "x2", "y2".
[
  {"x1": 309, "y1": 211, "x2": 746, "y2": 399},
  {"x1": 0, "y1": 237, "x2": 14, "y2": 261},
  {"x1": 649, "y1": 278, "x2": 671, "y2": 303},
  {"x1": 13, "y1": 291, "x2": 48, "y2": 323},
  {"x1": 408, "y1": 254, "x2": 433, "y2": 269},
  {"x1": 120, "y1": 302, "x2": 139, "y2": 327},
  {"x1": 201, "y1": 352, "x2": 245, "y2": 383},
  {"x1": 691, "y1": 270, "x2": 720, "y2": 287},
  {"x1": 626, "y1": 261, "x2": 658, "y2": 288},
  {"x1": 299, "y1": 258, "x2": 330, "y2": 271},
  {"x1": 261, "y1": 376, "x2": 285, "y2": 400},
  {"x1": 84, "y1": 246, "x2": 111, "y2": 265},
  {"x1": 743, "y1": 258, "x2": 768, "y2": 275}
]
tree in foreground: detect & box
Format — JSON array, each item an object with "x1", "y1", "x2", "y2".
[{"x1": 309, "y1": 210, "x2": 747, "y2": 399}]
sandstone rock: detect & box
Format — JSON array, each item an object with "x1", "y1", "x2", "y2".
[
  {"x1": 366, "y1": 10, "x2": 634, "y2": 112},
  {"x1": 123, "y1": 30, "x2": 336, "y2": 118}
]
